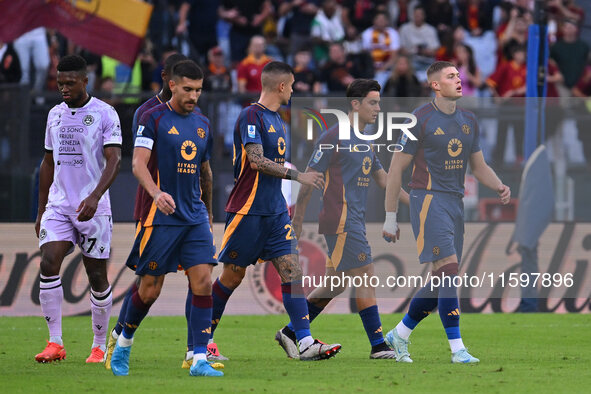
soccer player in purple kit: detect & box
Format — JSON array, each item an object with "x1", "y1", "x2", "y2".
[
  {"x1": 382, "y1": 61, "x2": 511, "y2": 363},
  {"x1": 34, "y1": 55, "x2": 122, "y2": 363},
  {"x1": 109, "y1": 60, "x2": 222, "y2": 377}
]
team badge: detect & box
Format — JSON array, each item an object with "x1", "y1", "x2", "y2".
[
  {"x1": 181, "y1": 140, "x2": 197, "y2": 161},
  {"x1": 358, "y1": 253, "x2": 367, "y2": 262},
  {"x1": 311, "y1": 150, "x2": 323, "y2": 164},
  {"x1": 137, "y1": 125, "x2": 144, "y2": 136},
  {"x1": 39, "y1": 229, "x2": 47, "y2": 240},
  {"x1": 433, "y1": 246, "x2": 440, "y2": 256},
  {"x1": 83, "y1": 115, "x2": 94, "y2": 126},
  {"x1": 462, "y1": 124, "x2": 470, "y2": 135},
  {"x1": 247, "y1": 125, "x2": 256, "y2": 138},
  {"x1": 148, "y1": 261, "x2": 158, "y2": 270},
  {"x1": 229, "y1": 251, "x2": 238, "y2": 259},
  {"x1": 197, "y1": 127, "x2": 206, "y2": 138}
]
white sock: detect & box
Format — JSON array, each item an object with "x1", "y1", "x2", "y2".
[
  {"x1": 92, "y1": 343, "x2": 107, "y2": 352},
  {"x1": 117, "y1": 334, "x2": 133, "y2": 348},
  {"x1": 50, "y1": 336, "x2": 63, "y2": 346},
  {"x1": 186, "y1": 350, "x2": 194, "y2": 361},
  {"x1": 298, "y1": 335, "x2": 314, "y2": 351},
  {"x1": 396, "y1": 321, "x2": 413, "y2": 340},
  {"x1": 208, "y1": 338, "x2": 214, "y2": 345},
  {"x1": 111, "y1": 329, "x2": 119, "y2": 340},
  {"x1": 192, "y1": 352, "x2": 206, "y2": 366},
  {"x1": 449, "y1": 338, "x2": 465, "y2": 353}
]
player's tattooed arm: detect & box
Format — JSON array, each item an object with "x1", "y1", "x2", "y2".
[
  {"x1": 270, "y1": 254, "x2": 303, "y2": 283},
  {"x1": 244, "y1": 143, "x2": 293, "y2": 178},
  {"x1": 35, "y1": 152, "x2": 54, "y2": 237},
  {"x1": 200, "y1": 160, "x2": 214, "y2": 225},
  {"x1": 77, "y1": 146, "x2": 121, "y2": 222}
]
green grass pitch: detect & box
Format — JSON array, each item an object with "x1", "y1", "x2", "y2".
[{"x1": 1, "y1": 313, "x2": 590, "y2": 393}]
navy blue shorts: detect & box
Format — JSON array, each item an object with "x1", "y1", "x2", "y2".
[
  {"x1": 324, "y1": 231, "x2": 372, "y2": 271},
  {"x1": 126, "y1": 222, "x2": 217, "y2": 276},
  {"x1": 218, "y1": 211, "x2": 297, "y2": 267},
  {"x1": 409, "y1": 189, "x2": 464, "y2": 264}
]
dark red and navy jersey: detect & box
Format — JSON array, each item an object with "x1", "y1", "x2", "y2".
[
  {"x1": 134, "y1": 101, "x2": 212, "y2": 226},
  {"x1": 132, "y1": 94, "x2": 164, "y2": 221},
  {"x1": 225, "y1": 102, "x2": 288, "y2": 216},
  {"x1": 398, "y1": 101, "x2": 481, "y2": 196},
  {"x1": 308, "y1": 125, "x2": 383, "y2": 234}
]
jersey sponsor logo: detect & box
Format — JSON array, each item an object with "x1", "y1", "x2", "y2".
[
  {"x1": 311, "y1": 150, "x2": 323, "y2": 164},
  {"x1": 462, "y1": 124, "x2": 471, "y2": 135},
  {"x1": 268, "y1": 124, "x2": 277, "y2": 133},
  {"x1": 168, "y1": 126, "x2": 179, "y2": 135},
  {"x1": 83, "y1": 115, "x2": 94, "y2": 126},
  {"x1": 137, "y1": 125, "x2": 144, "y2": 136},
  {"x1": 362, "y1": 156, "x2": 372, "y2": 175},
  {"x1": 434, "y1": 127, "x2": 445, "y2": 135},
  {"x1": 197, "y1": 127, "x2": 206, "y2": 138},
  {"x1": 447, "y1": 138, "x2": 463, "y2": 157},
  {"x1": 277, "y1": 137, "x2": 286, "y2": 155},
  {"x1": 247, "y1": 125, "x2": 256, "y2": 138},
  {"x1": 181, "y1": 140, "x2": 197, "y2": 161}
]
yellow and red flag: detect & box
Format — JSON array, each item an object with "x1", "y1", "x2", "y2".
[{"x1": 0, "y1": 0, "x2": 153, "y2": 66}]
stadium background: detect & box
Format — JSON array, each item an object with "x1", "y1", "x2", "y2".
[{"x1": 1, "y1": 0, "x2": 590, "y2": 317}]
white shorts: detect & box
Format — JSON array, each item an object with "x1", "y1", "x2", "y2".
[{"x1": 39, "y1": 209, "x2": 112, "y2": 259}]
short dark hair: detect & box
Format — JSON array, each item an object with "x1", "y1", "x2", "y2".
[
  {"x1": 426, "y1": 61, "x2": 456, "y2": 80},
  {"x1": 57, "y1": 55, "x2": 87, "y2": 74},
  {"x1": 163, "y1": 53, "x2": 187, "y2": 75},
  {"x1": 346, "y1": 79, "x2": 381, "y2": 99},
  {"x1": 262, "y1": 61, "x2": 294, "y2": 77},
  {"x1": 171, "y1": 60, "x2": 203, "y2": 80}
]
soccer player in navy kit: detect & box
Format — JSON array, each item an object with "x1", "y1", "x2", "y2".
[
  {"x1": 110, "y1": 60, "x2": 223, "y2": 377},
  {"x1": 213, "y1": 61, "x2": 341, "y2": 361},
  {"x1": 104, "y1": 53, "x2": 195, "y2": 370},
  {"x1": 275, "y1": 79, "x2": 411, "y2": 360},
  {"x1": 382, "y1": 61, "x2": 511, "y2": 363}
]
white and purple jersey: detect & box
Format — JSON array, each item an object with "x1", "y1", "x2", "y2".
[{"x1": 43, "y1": 97, "x2": 122, "y2": 215}]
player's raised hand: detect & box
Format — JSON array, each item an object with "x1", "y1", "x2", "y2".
[
  {"x1": 76, "y1": 193, "x2": 100, "y2": 222},
  {"x1": 382, "y1": 212, "x2": 400, "y2": 243},
  {"x1": 497, "y1": 184, "x2": 511, "y2": 205},
  {"x1": 297, "y1": 171, "x2": 325, "y2": 190},
  {"x1": 154, "y1": 191, "x2": 176, "y2": 215}
]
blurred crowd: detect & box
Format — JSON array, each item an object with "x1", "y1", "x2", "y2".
[{"x1": 0, "y1": 0, "x2": 590, "y2": 165}]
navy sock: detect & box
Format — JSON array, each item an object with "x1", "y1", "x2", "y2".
[
  {"x1": 114, "y1": 282, "x2": 137, "y2": 335},
  {"x1": 281, "y1": 282, "x2": 311, "y2": 341},
  {"x1": 122, "y1": 290, "x2": 150, "y2": 339},
  {"x1": 287, "y1": 300, "x2": 323, "y2": 332},
  {"x1": 185, "y1": 284, "x2": 193, "y2": 350},
  {"x1": 405, "y1": 280, "x2": 439, "y2": 329},
  {"x1": 211, "y1": 278, "x2": 234, "y2": 338},
  {"x1": 358, "y1": 305, "x2": 384, "y2": 346},
  {"x1": 438, "y1": 275, "x2": 461, "y2": 340},
  {"x1": 191, "y1": 295, "x2": 213, "y2": 356}
]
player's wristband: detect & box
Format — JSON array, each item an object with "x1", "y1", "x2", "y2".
[{"x1": 383, "y1": 212, "x2": 398, "y2": 235}]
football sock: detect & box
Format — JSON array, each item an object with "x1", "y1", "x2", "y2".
[
  {"x1": 399, "y1": 280, "x2": 439, "y2": 339},
  {"x1": 436, "y1": 265, "x2": 463, "y2": 351},
  {"x1": 39, "y1": 274, "x2": 63, "y2": 345},
  {"x1": 281, "y1": 282, "x2": 311, "y2": 343},
  {"x1": 211, "y1": 277, "x2": 234, "y2": 337},
  {"x1": 359, "y1": 305, "x2": 385, "y2": 346},
  {"x1": 114, "y1": 282, "x2": 137, "y2": 336},
  {"x1": 287, "y1": 300, "x2": 323, "y2": 332},
  {"x1": 185, "y1": 284, "x2": 193, "y2": 350},
  {"x1": 121, "y1": 290, "x2": 151, "y2": 340},
  {"x1": 190, "y1": 295, "x2": 212, "y2": 360},
  {"x1": 90, "y1": 285, "x2": 112, "y2": 346},
  {"x1": 192, "y1": 352, "x2": 207, "y2": 366}
]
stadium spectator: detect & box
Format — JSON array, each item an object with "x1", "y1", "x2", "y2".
[
  {"x1": 550, "y1": 19, "x2": 589, "y2": 89},
  {"x1": 497, "y1": 6, "x2": 530, "y2": 64},
  {"x1": 0, "y1": 41, "x2": 22, "y2": 84},
  {"x1": 457, "y1": 0, "x2": 494, "y2": 37},
  {"x1": 236, "y1": 35, "x2": 272, "y2": 93},
  {"x1": 382, "y1": 55, "x2": 423, "y2": 97},
  {"x1": 278, "y1": 0, "x2": 321, "y2": 60},
  {"x1": 204, "y1": 47, "x2": 232, "y2": 92},
  {"x1": 101, "y1": 56, "x2": 142, "y2": 104},
  {"x1": 293, "y1": 48, "x2": 321, "y2": 94},
  {"x1": 487, "y1": 44, "x2": 527, "y2": 165},
  {"x1": 399, "y1": 5, "x2": 440, "y2": 81},
  {"x1": 424, "y1": 0, "x2": 454, "y2": 38},
  {"x1": 13, "y1": 27, "x2": 50, "y2": 94},
  {"x1": 453, "y1": 43, "x2": 482, "y2": 97},
  {"x1": 387, "y1": 0, "x2": 419, "y2": 29},
  {"x1": 548, "y1": 0, "x2": 585, "y2": 33},
  {"x1": 176, "y1": 0, "x2": 220, "y2": 65},
  {"x1": 310, "y1": 0, "x2": 346, "y2": 63},
  {"x1": 361, "y1": 11, "x2": 400, "y2": 77},
  {"x1": 341, "y1": 0, "x2": 386, "y2": 35},
  {"x1": 219, "y1": 0, "x2": 273, "y2": 64},
  {"x1": 320, "y1": 42, "x2": 363, "y2": 92},
  {"x1": 436, "y1": 25, "x2": 465, "y2": 62}
]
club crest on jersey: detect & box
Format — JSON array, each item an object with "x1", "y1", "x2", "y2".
[
  {"x1": 197, "y1": 127, "x2": 206, "y2": 138},
  {"x1": 462, "y1": 124, "x2": 471, "y2": 135},
  {"x1": 83, "y1": 115, "x2": 94, "y2": 126},
  {"x1": 137, "y1": 125, "x2": 144, "y2": 136},
  {"x1": 39, "y1": 229, "x2": 47, "y2": 240},
  {"x1": 248, "y1": 125, "x2": 256, "y2": 138},
  {"x1": 311, "y1": 150, "x2": 323, "y2": 164}
]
